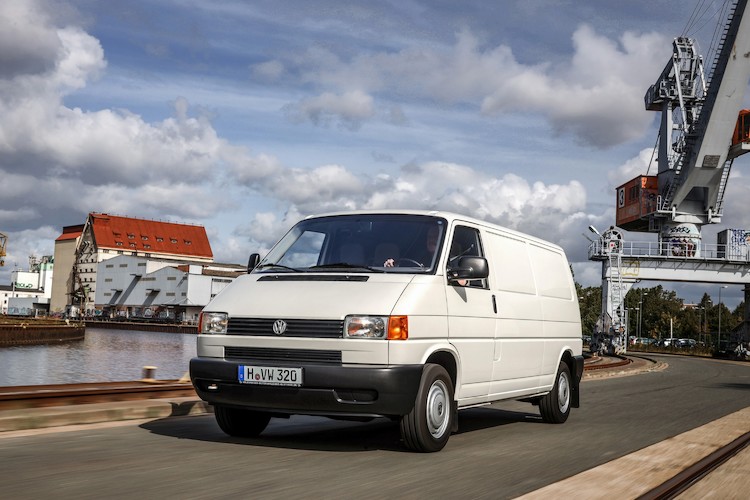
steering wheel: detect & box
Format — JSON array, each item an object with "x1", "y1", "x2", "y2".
[{"x1": 397, "y1": 258, "x2": 424, "y2": 267}]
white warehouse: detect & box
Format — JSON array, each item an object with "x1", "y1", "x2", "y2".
[{"x1": 94, "y1": 255, "x2": 244, "y2": 323}]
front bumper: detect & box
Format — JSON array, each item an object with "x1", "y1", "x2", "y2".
[{"x1": 190, "y1": 357, "x2": 423, "y2": 418}]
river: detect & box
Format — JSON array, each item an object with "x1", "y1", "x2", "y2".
[{"x1": 0, "y1": 328, "x2": 196, "y2": 386}]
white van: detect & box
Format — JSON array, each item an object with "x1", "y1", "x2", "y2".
[{"x1": 190, "y1": 210, "x2": 583, "y2": 452}]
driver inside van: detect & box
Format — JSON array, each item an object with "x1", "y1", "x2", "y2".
[{"x1": 383, "y1": 225, "x2": 439, "y2": 268}]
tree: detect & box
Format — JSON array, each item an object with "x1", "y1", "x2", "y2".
[{"x1": 576, "y1": 283, "x2": 601, "y2": 336}]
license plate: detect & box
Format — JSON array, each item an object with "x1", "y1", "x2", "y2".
[{"x1": 238, "y1": 365, "x2": 303, "y2": 387}]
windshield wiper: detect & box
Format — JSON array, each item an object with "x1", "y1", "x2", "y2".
[
  {"x1": 308, "y1": 262, "x2": 384, "y2": 273},
  {"x1": 255, "y1": 263, "x2": 300, "y2": 272}
]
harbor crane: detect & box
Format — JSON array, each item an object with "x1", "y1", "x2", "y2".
[
  {"x1": 589, "y1": 0, "x2": 750, "y2": 354},
  {"x1": 0, "y1": 231, "x2": 7, "y2": 267}
]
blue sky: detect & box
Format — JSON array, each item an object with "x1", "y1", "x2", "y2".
[{"x1": 1, "y1": 0, "x2": 749, "y2": 307}]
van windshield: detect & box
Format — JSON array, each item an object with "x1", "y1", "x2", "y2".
[{"x1": 257, "y1": 214, "x2": 447, "y2": 273}]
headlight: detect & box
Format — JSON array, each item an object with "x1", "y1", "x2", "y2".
[
  {"x1": 344, "y1": 315, "x2": 408, "y2": 340},
  {"x1": 345, "y1": 316, "x2": 387, "y2": 338},
  {"x1": 199, "y1": 312, "x2": 228, "y2": 334}
]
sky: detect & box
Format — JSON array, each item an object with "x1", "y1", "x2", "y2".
[{"x1": 1, "y1": 0, "x2": 749, "y2": 308}]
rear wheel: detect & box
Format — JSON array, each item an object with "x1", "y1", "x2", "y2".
[
  {"x1": 400, "y1": 364, "x2": 454, "y2": 452},
  {"x1": 539, "y1": 362, "x2": 571, "y2": 423},
  {"x1": 214, "y1": 405, "x2": 271, "y2": 437}
]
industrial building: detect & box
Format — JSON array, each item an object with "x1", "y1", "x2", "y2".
[
  {"x1": 50, "y1": 212, "x2": 215, "y2": 317},
  {"x1": 94, "y1": 254, "x2": 243, "y2": 323}
]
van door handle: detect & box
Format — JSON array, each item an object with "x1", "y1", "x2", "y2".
[{"x1": 492, "y1": 294, "x2": 497, "y2": 314}]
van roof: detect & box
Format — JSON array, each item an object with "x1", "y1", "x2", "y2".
[{"x1": 304, "y1": 209, "x2": 565, "y2": 253}]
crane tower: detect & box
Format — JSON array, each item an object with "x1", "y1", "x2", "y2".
[{"x1": 589, "y1": 0, "x2": 750, "y2": 354}]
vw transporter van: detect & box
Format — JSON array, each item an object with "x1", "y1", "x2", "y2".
[{"x1": 190, "y1": 210, "x2": 584, "y2": 452}]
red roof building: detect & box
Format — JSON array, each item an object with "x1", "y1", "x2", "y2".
[
  {"x1": 50, "y1": 213, "x2": 214, "y2": 315},
  {"x1": 87, "y1": 213, "x2": 213, "y2": 260}
]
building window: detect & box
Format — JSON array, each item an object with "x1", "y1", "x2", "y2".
[
  {"x1": 119, "y1": 264, "x2": 128, "y2": 268},
  {"x1": 106, "y1": 264, "x2": 113, "y2": 268},
  {"x1": 184, "y1": 240, "x2": 192, "y2": 245},
  {"x1": 156, "y1": 237, "x2": 163, "y2": 242},
  {"x1": 170, "y1": 238, "x2": 177, "y2": 243},
  {"x1": 167, "y1": 277, "x2": 176, "y2": 281},
  {"x1": 104, "y1": 278, "x2": 112, "y2": 282},
  {"x1": 137, "y1": 263, "x2": 146, "y2": 267},
  {"x1": 127, "y1": 234, "x2": 135, "y2": 239},
  {"x1": 166, "y1": 292, "x2": 175, "y2": 297},
  {"x1": 141, "y1": 235, "x2": 148, "y2": 241},
  {"x1": 116, "y1": 241, "x2": 123, "y2": 246},
  {"x1": 104, "y1": 292, "x2": 112, "y2": 297}
]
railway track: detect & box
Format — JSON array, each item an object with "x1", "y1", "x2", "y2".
[
  {"x1": 0, "y1": 381, "x2": 196, "y2": 410},
  {"x1": 637, "y1": 430, "x2": 750, "y2": 499}
]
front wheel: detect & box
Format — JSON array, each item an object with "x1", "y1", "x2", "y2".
[
  {"x1": 539, "y1": 362, "x2": 571, "y2": 423},
  {"x1": 400, "y1": 364, "x2": 455, "y2": 452},
  {"x1": 214, "y1": 405, "x2": 271, "y2": 437}
]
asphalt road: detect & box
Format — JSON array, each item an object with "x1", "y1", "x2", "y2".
[{"x1": 1, "y1": 354, "x2": 748, "y2": 499}]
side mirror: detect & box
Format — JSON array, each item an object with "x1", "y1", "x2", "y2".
[
  {"x1": 447, "y1": 256, "x2": 488, "y2": 282},
  {"x1": 247, "y1": 253, "x2": 260, "y2": 273}
]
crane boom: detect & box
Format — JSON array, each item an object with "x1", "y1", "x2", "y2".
[{"x1": 667, "y1": 0, "x2": 750, "y2": 219}]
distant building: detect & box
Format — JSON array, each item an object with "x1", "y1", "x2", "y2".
[
  {"x1": 50, "y1": 213, "x2": 214, "y2": 316},
  {"x1": 1, "y1": 256, "x2": 54, "y2": 315},
  {"x1": 94, "y1": 255, "x2": 244, "y2": 323}
]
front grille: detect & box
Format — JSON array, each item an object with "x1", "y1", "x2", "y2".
[
  {"x1": 224, "y1": 346, "x2": 342, "y2": 365},
  {"x1": 227, "y1": 318, "x2": 343, "y2": 338}
]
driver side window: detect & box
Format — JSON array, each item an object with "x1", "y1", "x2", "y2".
[{"x1": 449, "y1": 226, "x2": 487, "y2": 288}]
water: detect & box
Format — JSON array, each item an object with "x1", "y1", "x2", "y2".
[{"x1": 0, "y1": 328, "x2": 196, "y2": 386}]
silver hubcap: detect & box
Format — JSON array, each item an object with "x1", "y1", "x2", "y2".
[
  {"x1": 557, "y1": 372, "x2": 570, "y2": 414},
  {"x1": 426, "y1": 380, "x2": 450, "y2": 438}
]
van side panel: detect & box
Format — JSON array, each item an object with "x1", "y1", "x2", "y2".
[
  {"x1": 526, "y1": 244, "x2": 583, "y2": 379},
  {"x1": 484, "y1": 232, "x2": 544, "y2": 398}
]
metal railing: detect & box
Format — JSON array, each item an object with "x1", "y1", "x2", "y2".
[{"x1": 588, "y1": 240, "x2": 750, "y2": 262}]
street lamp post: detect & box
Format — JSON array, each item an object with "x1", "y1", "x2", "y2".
[
  {"x1": 638, "y1": 290, "x2": 648, "y2": 339},
  {"x1": 703, "y1": 299, "x2": 713, "y2": 346},
  {"x1": 718, "y1": 285, "x2": 728, "y2": 351}
]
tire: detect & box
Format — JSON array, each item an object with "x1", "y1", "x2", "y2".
[
  {"x1": 214, "y1": 405, "x2": 271, "y2": 437},
  {"x1": 400, "y1": 364, "x2": 455, "y2": 452},
  {"x1": 539, "y1": 362, "x2": 572, "y2": 424}
]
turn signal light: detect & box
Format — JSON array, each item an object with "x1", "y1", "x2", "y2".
[{"x1": 388, "y1": 316, "x2": 408, "y2": 340}]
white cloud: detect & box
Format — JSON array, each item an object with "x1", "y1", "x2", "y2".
[
  {"x1": 284, "y1": 90, "x2": 375, "y2": 129},
  {"x1": 0, "y1": 1, "x2": 61, "y2": 79},
  {"x1": 271, "y1": 25, "x2": 668, "y2": 147},
  {"x1": 228, "y1": 159, "x2": 589, "y2": 255},
  {"x1": 0, "y1": 2, "x2": 283, "y2": 233}
]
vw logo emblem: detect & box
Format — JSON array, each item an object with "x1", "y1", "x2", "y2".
[{"x1": 272, "y1": 319, "x2": 287, "y2": 335}]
